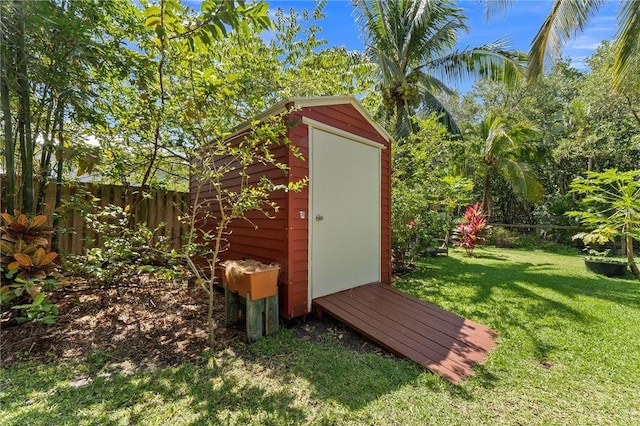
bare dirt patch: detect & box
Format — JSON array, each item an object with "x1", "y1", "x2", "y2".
[
  {"x1": 1, "y1": 275, "x2": 231, "y2": 368},
  {"x1": 1, "y1": 274, "x2": 388, "y2": 369}
]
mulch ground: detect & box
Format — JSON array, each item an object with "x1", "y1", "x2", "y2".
[{"x1": 1, "y1": 274, "x2": 389, "y2": 369}]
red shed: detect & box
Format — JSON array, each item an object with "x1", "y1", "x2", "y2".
[{"x1": 191, "y1": 96, "x2": 392, "y2": 319}]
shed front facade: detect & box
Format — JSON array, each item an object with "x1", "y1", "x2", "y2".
[{"x1": 191, "y1": 96, "x2": 392, "y2": 319}]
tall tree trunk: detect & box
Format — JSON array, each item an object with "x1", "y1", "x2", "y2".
[
  {"x1": 131, "y1": 0, "x2": 166, "y2": 227},
  {"x1": 0, "y1": 7, "x2": 16, "y2": 213},
  {"x1": 15, "y1": 0, "x2": 34, "y2": 214},
  {"x1": 627, "y1": 235, "x2": 639, "y2": 276},
  {"x1": 36, "y1": 98, "x2": 58, "y2": 214},
  {"x1": 482, "y1": 173, "x2": 492, "y2": 220},
  {"x1": 52, "y1": 104, "x2": 64, "y2": 252}
]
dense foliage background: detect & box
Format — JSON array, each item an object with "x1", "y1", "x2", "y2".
[{"x1": 2, "y1": 0, "x2": 639, "y2": 269}]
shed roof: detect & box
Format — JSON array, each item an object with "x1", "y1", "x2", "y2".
[{"x1": 232, "y1": 96, "x2": 392, "y2": 143}]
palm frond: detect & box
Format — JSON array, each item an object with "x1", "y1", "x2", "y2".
[
  {"x1": 418, "y1": 90, "x2": 460, "y2": 134},
  {"x1": 419, "y1": 72, "x2": 455, "y2": 97},
  {"x1": 612, "y1": 0, "x2": 640, "y2": 90},
  {"x1": 501, "y1": 159, "x2": 544, "y2": 203},
  {"x1": 405, "y1": 1, "x2": 467, "y2": 66},
  {"x1": 367, "y1": 46, "x2": 405, "y2": 84},
  {"x1": 353, "y1": 0, "x2": 389, "y2": 53},
  {"x1": 508, "y1": 123, "x2": 540, "y2": 148},
  {"x1": 390, "y1": 105, "x2": 412, "y2": 140},
  {"x1": 528, "y1": 0, "x2": 604, "y2": 82},
  {"x1": 429, "y1": 38, "x2": 526, "y2": 86},
  {"x1": 416, "y1": 16, "x2": 467, "y2": 64},
  {"x1": 483, "y1": 0, "x2": 514, "y2": 22},
  {"x1": 401, "y1": 0, "x2": 430, "y2": 65}
]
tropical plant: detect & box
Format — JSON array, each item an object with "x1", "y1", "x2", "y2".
[
  {"x1": 465, "y1": 112, "x2": 543, "y2": 219},
  {"x1": 0, "y1": 213, "x2": 57, "y2": 281},
  {"x1": 562, "y1": 42, "x2": 640, "y2": 172},
  {"x1": 511, "y1": 0, "x2": 640, "y2": 89},
  {"x1": 391, "y1": 194, "x2": 451, "y2": 269},
  {"x1": 0, "y1": 0, "x2": 142, "y2": 215},
  {"x1": 455, "y1": 59, "x2": 588, "y2": 224},
  {"x1": 391, "y1": 181, "x2": 429, "y2": 269},
  {"x1": 453, "y1": 203, "x2": 488, "y2": 256},
  {"x1": 391, "y1": 115, "x2": 465, "y2": 268},
  {"x1": 0, "y1": 212, "x2": 59, "y2": 324},
  {"x1": 134, "y1": 0, "x2": 288, "y2": 348},
  {"x1": 566, "y1": 168, "x2": 640, "y2": 275},
  {"x1": 10, "y1": 292, "x2": 60, "y2": 325},
  {"x1": 354, "y1": 0, "x2": 526, "y2": 137},
  {"x1": 430, "y1": 175, "x2": 474, "y2": 245}
]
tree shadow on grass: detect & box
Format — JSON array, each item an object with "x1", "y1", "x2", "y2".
[
  {"x1": 469, "y1": 252, "x2": 510, "y2": 261},
  {"x1": 400, "y1": 250, "x2": 640, "y2": 316},
  {"x1": 2, "y1": 334, "x2": 431, "y2": 425},
  {"x1": 1, "y1": 357, "x2": 310, "y2": 426},
  {"x1": 395, "y1": 249, "x2": 640, "y2": 378}
]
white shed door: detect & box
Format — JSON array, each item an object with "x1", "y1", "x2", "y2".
[{"x1": 310, "y1": 127, "x2": 381, "y2": 300}]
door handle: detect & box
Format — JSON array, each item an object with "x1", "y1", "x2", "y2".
[{"x1": 315, "y1": 214, "x2": 324, "y2": 221}]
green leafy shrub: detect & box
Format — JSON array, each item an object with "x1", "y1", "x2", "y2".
[
  {"x1": 485, "y1": 226, "x2": 575, "y2": 253},
  {"x1": 533, "y1": 192, "x2": 581, "y2": 243},
  {"x1": 64, "y1": 204, "x2": 175, "y2": 285},
  {"x1": 391, "y1": 182, "x2": 451, "y2": 269},
  {"x1": 485, "y1": 226, "x2": 519, "y2": 248},
  {"x1": 391, "y1": 182, "x2": 431, "y2": 269}
]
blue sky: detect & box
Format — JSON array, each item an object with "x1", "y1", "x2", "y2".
[
  {"x1": 184, "y1": 0, "x2": 619, "y2": 92},
  {"x1": 268, "y1": 0, "x2": 619, "y2": 81}
]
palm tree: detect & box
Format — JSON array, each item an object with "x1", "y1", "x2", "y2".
[
  {"x1": 354, "y1": 0, "x2": 526, "y2": 137},
  {"x1": 521, "y1": 0, "x2": 640, "y2": 89},
  {"x1": 466, "y1": 113, "x2": 543, "y2": 218}
]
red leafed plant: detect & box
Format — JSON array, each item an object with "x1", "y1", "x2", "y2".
[{"x1": 453, "y1": 203, "x2": 488, "y2": 256}]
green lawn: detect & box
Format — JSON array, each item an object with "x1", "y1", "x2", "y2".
[{"x1": 2, "y1": 247, "x2": 640, "y2": 425}]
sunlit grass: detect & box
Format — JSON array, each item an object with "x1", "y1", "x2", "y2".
[{"x1": 2, "y1": 247, "x2": 639, "y2": 425}]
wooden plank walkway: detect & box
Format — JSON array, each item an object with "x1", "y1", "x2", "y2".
[{"x1": 312, "y1": 283, "x2": 498, "y2": 383}]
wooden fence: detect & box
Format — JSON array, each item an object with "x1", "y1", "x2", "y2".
[{"x1": 1, "y1": 178, "x2": 189, "y2": 255}]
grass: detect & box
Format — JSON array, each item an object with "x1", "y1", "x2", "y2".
[{"x1": 2, "y1": 247, "x2": 640, "y2": 425}]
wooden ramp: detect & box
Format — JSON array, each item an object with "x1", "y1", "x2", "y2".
[{"x1": 312, "y1": 283, "x2": 498, "y2": 383}]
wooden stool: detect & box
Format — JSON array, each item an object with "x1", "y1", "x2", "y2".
[{"x1": 225, "y1": 288, "x2": 279, "y2": 343}]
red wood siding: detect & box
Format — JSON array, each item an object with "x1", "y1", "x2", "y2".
[
  {"x1": 285, "y1": 115, "x2": 310, "y2": 318},
  {"x1": 189, "y1": 135, "x2": 290, "y2": 286}
]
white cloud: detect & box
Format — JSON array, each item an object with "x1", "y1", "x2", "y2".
[{"x1": 565, "y1": 34, "x2": 604, "y2": 51}]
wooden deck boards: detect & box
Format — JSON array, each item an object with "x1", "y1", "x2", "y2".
[{"x1": 312, "y1": 283, "x2": 498, "y2": 383}]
